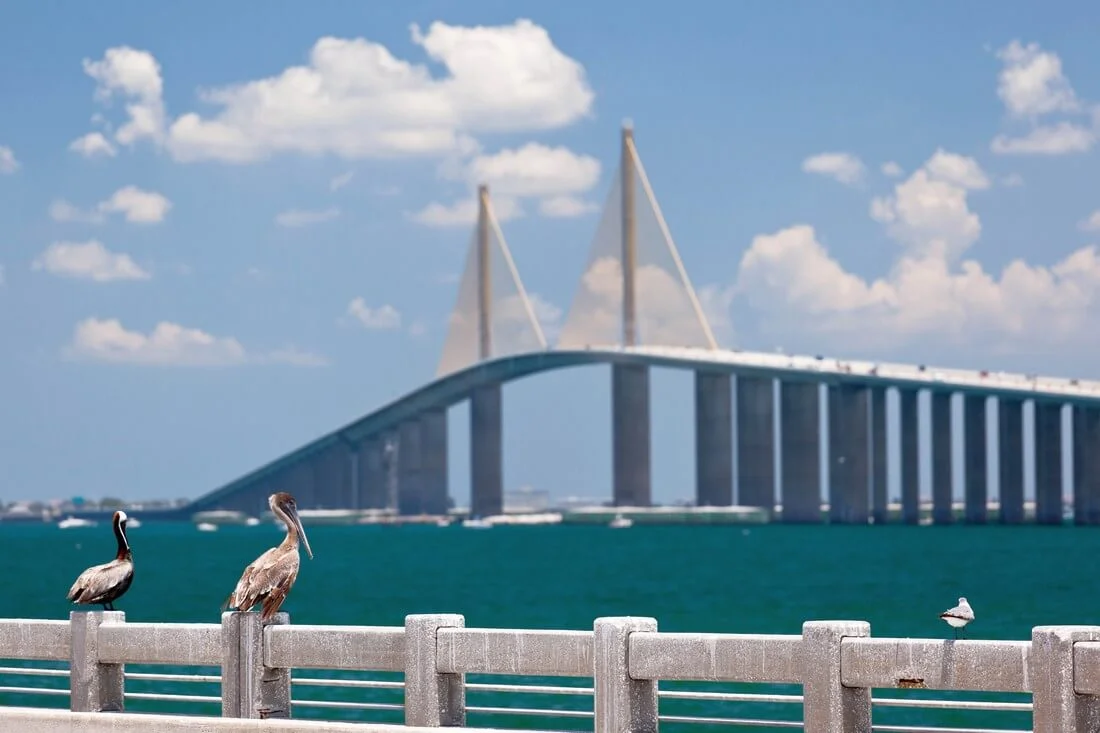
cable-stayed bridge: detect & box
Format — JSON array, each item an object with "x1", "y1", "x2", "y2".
[{"x1": 184, "y1": 125, "x2": 1100, "y2": 526}]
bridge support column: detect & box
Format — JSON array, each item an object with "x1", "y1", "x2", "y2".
[
  {"x1": 355, "y1": 438, "x2": 387, "y2": 510},
  {"x1": 998, "y1": 399, "x2": 1024, "y2": 524},
  {"x1": 780, "y1": 380, "x2": 820, "y2": 523},
  {"x1": 737, "y1": 375, "x2": 775, "y2": 513},
  {"x1": 471, "y1": 383, "x2": 503, "y2": 518},
  {"x1": 899, "y1": 388, "x2": 920, "y2": 524},
  {"x1": 397, "y1": 420, "x2": 423, "y2": 515},
  {"x1": 612, "y1": 363, "x2": 651, "y2": 507},
  {"x1": 1073, "y1": 405, "x2": 1100, "y2": 526},
  {"x1": 1035, "y1": 401, "x2": 1063, "y2": 525},
  {"x1": 694, "y1": 371, "x2": 733, "y2": 506},
  {"x1": 287, "y1": 460, "x2": 317, "y2": 510},
  {"x1": 964, "y1": 395, "x2": 988, "y2": 524},
  {"x1": 420, "y1": 409, "x2": 449, "y2": 516},
  {"x1": 870, "y1": 387, "x2": 888, "y2": 524},
  {"x1": 931, "y1": 392, "x2": 953, "y2": 525},
  {"x1": 311, "y1": 444, "x2": 352, "y2": 510},
  {"x1": 828, "y1": 384, "x2": 870, "y2": 524}
]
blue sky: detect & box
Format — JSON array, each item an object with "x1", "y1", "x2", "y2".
[{"x1": 2, "y1": 1, "x2": 1099, "y2": 506}]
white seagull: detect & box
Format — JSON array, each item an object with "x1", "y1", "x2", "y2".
[{"x1": 939, "y1": 597, "x2": 974, "y2": 639}]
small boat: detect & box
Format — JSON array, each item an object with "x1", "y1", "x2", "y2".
[
  {"x1": 245, "y1": 517, "x2": 260, "y2": 526},
  {"x1": 59, "y1": 516, "x2": 96, "y2": 529},
  {"x1": 462, "y1": 517, "x2": 492, "y2": 529},
  {"x1": 196, "y1": 522, "x2": 218, "y2": 532},
  {"x1": 609, "y1": 514, "x2": 633, "y2": 529},
  {"x1": 126, "y1": 518, "x2": 142, "y2": 529},
  {"x1": 435, "y1": 517, "x2": 452, "y2": 527}
]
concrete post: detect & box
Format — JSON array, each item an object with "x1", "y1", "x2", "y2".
[
  {"x1": 899, "y1": 388, "x2": 920, "y2": 525},
  {"x1": 221, "y1": 611, "x2": 291, "y2": 719},
  {"x1": 594, "y1": 616, "x2": 658, "y2": 733},
  {"x1": 404, "y1": 614, "x2": 465, "y2": 727},
  {"x1": 694, "y1": 371, "x2": 733, "y2": 506},
  {"x1": 801, "y1": 621, "x2": 871, "y2": 733},
  {"x1": 70, "y1": 611, "x2": 125, "y2": 713},
  {"x1": 1030, "y1": 626, "x2": 1100, "y2": 732}
]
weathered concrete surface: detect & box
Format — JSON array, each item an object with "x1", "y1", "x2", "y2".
[
  {"x1": 612, "y1": 364, "x2": 651, "y2": 507},
  {"x1": 265, "y1": 624, "x2": 404, "y2": 671},
  {"x1": 437, "y1": 628, "x2": 592, "y2": 677},
  {"x1": 99, "y1": 622, "x2": 221, "y2": 666},
  {"x1": 780, "y1": 380, "x2": 821, "y2": 523},
  {"x1": 404, "y1": 614, "x2": 465, "y2": 727},
  {"x1": 898, "y1": 388, "x2": 920, "y2": 524},
  {"x1": 694, "y1": 371, "x2": 733, "y2": 507},
  {"x1": 736, "y1": 375, "x2": 775, "y2": 512},
  {"x1": 221, "y1": 611, "x2": 290, "y2": 719},
  {"x1": 1030, "y1": 626, "x2": 1100, "y2": 733},
  {"x1": 999, "y1": 398, "x2": 1025, "y2": 525},
  {"x1": 841, "y1": 638, "x2": 1032, "y2": 691},
  {"x1": 802, "y1": 621, "x2": 871, "y2": 733},
  {"x1": 629, "y1": 632, "x2": 802, "y2": 683},
  {"x1": 1071, "y1": 640, "x2": 1100, "y2": 694},
  {"x1": 594, "y1": 617, "x2": 657, "y2": 733},
  {"x1": 0, "y1": 619, "x2": 70, "y2": 661},
  {"x1": 70, "y1": 611, "x2": 125, "y2": 713}
]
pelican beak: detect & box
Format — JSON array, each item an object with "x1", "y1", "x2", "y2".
[{"x1": 288, "y1": 505, "x2": 313, "y2": 559}]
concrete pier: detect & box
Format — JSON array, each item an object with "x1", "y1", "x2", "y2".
[
  {"x1": 736, "y1": 376, "x2": 775, "y2": 513},
  {"x1": 419, "y1": 409, "x2": 449, "y2": 516},
  {"x1": 930, "y1": 392, "x2": 953, "y2": 525},
  {"x1": 612, "y1": 364, "x2": 651, "y2": 506},
  {"x1": 898, "y1": 388, "x2": 920, "y2": 525},
  {"x1": 1073, "y1": 405, "x2": 1100, "y2": 526},
  {"x1": 470, "y1": 383, "x2": 503, "y2": 518},
  {"x1": 998, "y1": 399, "x2": 1024, "y2": 525},
  {"x1": 397, "y1": 420, "x2": 423, "y2": 515},
  {"x1": 963, "y1": 395, "x2": 988, "y2": 524},
  {"x1": 870, "y1": 388, "x2": 887, "y2": 524},
  {"x1": 694, "y1": 371, "x2": 733, "y2": 506},
  {"x1": 311, "y1": 445, "x2": 352, "y2": 509},
  {"x1": 1034, "y1": 401, "x2": 1063, "y2": 525},
  {"x1": 780, "y1": 381, "x2": 821, "y2": 523},
  {"x1": 828, "y1": 384, "x2": 870, "y2": 524}
]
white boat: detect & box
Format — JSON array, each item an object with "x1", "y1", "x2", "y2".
[
  {"x1": 58, "y1": 516, "x2": 96, "y2": 529},
  {"x1": 196, "y1": 522, "x2": 218, "y2": 532},
  {"x1": 609, "y1": 514, "x2": 634, "y2": 529},
  {"x1": 244, "y1": 517, "x2": 260, "y2": 526},
  {"x1": 462, "y1": 517, "x2": 492, "y2": 529},
  {"x1": 435, "y1": 517, "x2": 452, "y2": 527},
  {"x1": 127, "y1": 518, "x2": 142, "y2": 529}
]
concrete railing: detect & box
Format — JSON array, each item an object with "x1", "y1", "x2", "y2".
[{"x1": 2, "y1": 612, "x2": 1099, "y2": 732}]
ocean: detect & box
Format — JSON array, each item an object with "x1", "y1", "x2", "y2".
[{"x1": 2, "y1": 520, "x2": 1093, "y2": 730}]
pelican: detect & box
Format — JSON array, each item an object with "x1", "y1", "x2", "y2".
[
  {"x1": 66, "y1": 510, "x2": 134, "y2": 611},
  {"x1": 939, "y1": 596, "x2": 974, "y2": 639},
  {"x1": 223, "y1": 492, "x2": 313, "y2": 621}
]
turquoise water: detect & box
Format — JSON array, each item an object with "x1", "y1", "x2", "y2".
[{"x1": 2, "y1": 521, "x2": 1095, "y2": 729}]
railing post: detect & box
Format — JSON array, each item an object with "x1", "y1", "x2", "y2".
[
  {"x1": 404, "y1": 613, "x2": 465, "y2": 726},
  {"x1": 221, "y1": 611, "x2": 291, "y2": 719},
  {"x1": 69, "y1": 610, "x2": 125, "y2": 712},
  {"x1": 594, "y1": 616, "x2": 658, "y2": 733},
  {"x1": 802, "y1": 620, "x2": 871, "y2": 733},
  {"x1": 1030, "y1": 625, "x2": 1100, "y2": 732}
]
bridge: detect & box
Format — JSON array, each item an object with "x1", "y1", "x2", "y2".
[{"x1": 184, "y1": 124, "x2": 1100, "y2": 526}]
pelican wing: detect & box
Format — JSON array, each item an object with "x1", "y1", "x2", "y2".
[
  {"x1": 226, "y1": 546, "x2": 300, "y2": 620},
  {"x1": 67, "y1": 558, "x2": 133, "y2": 605}
]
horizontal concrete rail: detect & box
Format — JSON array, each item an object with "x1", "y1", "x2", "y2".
[
  {"x1": 1073, "y1": 641, "x2": 1100, "y2": 694},
  {"x1": 0, "y1": 619, "x2": 70, "y2": 661},
  {"x1": 840, "y1": 637, "x2": 1033, "y2": 691},
  {"x1": 265, "y1": 624, "x2": 405, "y2": 671},
  {"x1": 98, "y1": 622, "x2": 221, "y2": 666},
  {"x1": 436, "y1": 628, "x2": 593, "y2": 677},
  {"x1": 4, "y1": 706, "x2": 539, "y2": 733},
  {"x1": 629, "y1": 632, "x2": 803, "y2": 683}
]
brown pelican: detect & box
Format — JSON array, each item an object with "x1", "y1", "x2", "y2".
[
  {"x1": 223, "y1": 492, "x2": 313, "y2": 621},
  {"x1": 66, "y1": 510, "x2": 134, "y2": 611}
]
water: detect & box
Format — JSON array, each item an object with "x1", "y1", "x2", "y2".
[{"x1": 2, "y1": 521, "x2": 1095, "y2": 729}]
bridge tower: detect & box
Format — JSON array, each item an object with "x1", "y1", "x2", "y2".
[
  {"x1": 558, "y1": 123, "x2": 722, "y2": 507},
  {"x1": 437, "y1": 186, "x2": 546, "y2": 517}
]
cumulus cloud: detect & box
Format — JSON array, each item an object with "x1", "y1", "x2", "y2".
[
  {"x1": 50, "y1": 186, "x2": 172, "y2": 224},
  {"x1": 991, "y1": 123, "x2": 1095, "y2": 155},
  {"x1": 81, "y1": 46, "x2": 166, "y2": 147},
  {"x1": 69, "y1": 132, "x2": 117, "y2": 158},
  {"x1": 801, "y1": 152, "x2": 865, "y2": 185},
  {"x1": 0, "y1": 146, "x2": 19, "y2": 173},
  {"x1": 347, "y1": 298, "x2": 401, "y2": 329},
  {"x1": 539, "y1": 195, "x2": 599, "y2": 218},
  {"x1": 1080, "y1": 211, "x2": 1100, "y2": 232},
  {"x1": 275, "y1": 207, "x2": 340, "y2": 227},
  {"x1": 67, "y1": 318, "x2": 326, "y2": 366},
  {"x1": 410, "y1": 195, "x2": 521, "y2": 228},
  {"x1": 32, "y1": 241, "x2": 149, "y2": 282}
]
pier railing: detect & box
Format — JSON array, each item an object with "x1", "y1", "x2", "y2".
[{"x1": 0, "y1": 612, "x2": 1097, "y2": 732}]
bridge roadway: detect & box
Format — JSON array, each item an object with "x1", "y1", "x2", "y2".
[{"x1": 182, "y1": 344, "x2": 1100, "y2": 523}]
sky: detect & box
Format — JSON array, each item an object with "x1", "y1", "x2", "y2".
[{"x1": 2, "y1": 1, "x2": 1100, "y2": 506}]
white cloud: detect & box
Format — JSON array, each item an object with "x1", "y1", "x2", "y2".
[
  {"x1": 67, "y1": 317, "x2": 325, "y2": 366},
  {"x1": 410, "y1": 195, "x2": 521, "y2": 227},
  {"x1": 84, "y1": 21, "x2": 592, "y2": 163},
  {"x1": 49, "y1": 186, "x2": 172, "y2": 224},
  {"x1": 69, "y1": 132, "x2": 117, "y2": 158},
  {"x1": 0, "y1": 146, "x2": 18, "y2": 173},
  {"x1": 347, "y1": 298, "x2": 401, "y2": 329},
  {"x1": 995, "y1": 40, "x2": 1080, "y2": 118},
  {"x1": 1001, "y1": 172, "x2": 1025, "y2": 187},
  {"x1": 50, "y1": 200, "x2": 105, "y2": 224},
  {"x1": 539, "y1": 195, "x2": 599, "y2": 218},
  {"x1": 32, "y1": 240, "x2": 149, "y2": 282},
  {"x1": 329, "y1": 171, "x2": 354, "y2": 191},
  {"x1": 991, "y1": 123, "x2": 1095, "y2": 155},
  {"x1": 923, "y1": 148, "x2": 990, "y2": 190},
  {"x1": 275, "y1": 207, "x2": 340, "y2": 227},
  {"x1": 1080, "y1": 211, "x2": 1100, "y2": 232},
  {"x1": 462, "y1": 143, "x2": 600, "y2": 197},
  {"x1": 801, "y1": 152, "x2": 865, "y2": 185},
  {"x1": 880, "y1": 161, "x2": 903, "y2": 178}
]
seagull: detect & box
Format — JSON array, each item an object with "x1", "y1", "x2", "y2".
[{"x1": 939, "y1": 597, "x2": 974, "y2": 639}]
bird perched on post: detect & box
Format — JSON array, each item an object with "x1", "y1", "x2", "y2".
[
  {"x1": 939, "y1": 597, "x2": 974, "y2": 639},
  {"x1": 223, "y1": 492, "x2": 313, "y2": 621},
  {"x1": 67, "y1": 510, "x2": 134, "y2": 611}
]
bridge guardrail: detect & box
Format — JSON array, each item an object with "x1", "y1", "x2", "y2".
[{"x1": 2, "y1": 612, "x2": 1097, "y2": 731}]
